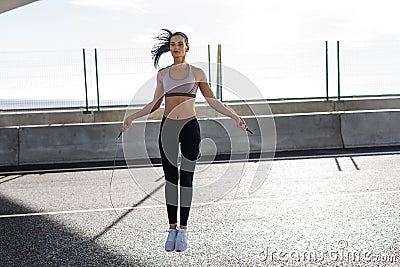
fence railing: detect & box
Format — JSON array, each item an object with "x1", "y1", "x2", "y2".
[{"x1": 1, "y1": 40, "x2": 399, "y2": 112}]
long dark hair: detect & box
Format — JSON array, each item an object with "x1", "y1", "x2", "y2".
[{"x1": 151, "y1": 29, "x2": 189, "y2": 69}]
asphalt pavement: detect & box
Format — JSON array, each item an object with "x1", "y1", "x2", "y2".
[{"x1": 1, "y1": 150, "x2": 400, "y2": 267}]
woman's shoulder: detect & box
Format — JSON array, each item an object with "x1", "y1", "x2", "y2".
[
  {"x1": 158, "y1": 65, "x2": 170, "y2": 73},
  {"x1": 190, "y1": 64, "x2": 207, "y2": 81},
  {"x1": 190, "y1": 65, "x2": 205, "y2": 77},
  {"x1": 190, "y1": 64, "x2": 205, "y2": 73},
  {"x1": 157, "y1": 65, "x2": 170, "y2": 79}
]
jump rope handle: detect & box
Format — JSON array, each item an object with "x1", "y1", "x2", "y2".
[
  {"x1": 117, "y1": 131, "x2": 122, "y2": 139},
  {"x1": 246, "y1": 128, "x2": 254, "y2": 135}
]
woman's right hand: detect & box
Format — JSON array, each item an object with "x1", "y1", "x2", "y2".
[{"x1": 121, "y1": 117, "x2": 133, "y2": 132}]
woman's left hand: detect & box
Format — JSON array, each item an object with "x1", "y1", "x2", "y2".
[
  {"x1": 121, "y1": 117, "x2": 133, "y2": 132},
  {"x1": 235, "y1": 116, "x2": 248, "y2": 132}
]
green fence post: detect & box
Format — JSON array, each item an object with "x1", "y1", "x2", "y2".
[
  {"x1": 337, "y1": 41, "x2": 342, "y2": 102},
  {"x1": 94, "y1": 48, "x2": 103, "y2": 113},
  {"x1": 325, "y1": 41, "x2": 330, "y2": 102},
  {"x1": 82, "y1": 48, "x2": 90, "y2": 114},
  {"x1": 217, "y1": 44, "x2": 222, "y2": 101},
  {"x1": 208, "y1": 44, "x2": 211, "y2": 87},
  {"x1": 216, "y1": 45, "x2": 220, "y2": 100}
]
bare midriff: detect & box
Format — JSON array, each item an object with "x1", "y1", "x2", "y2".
[{"x1": 163, "y1": 96, "x2": 196, "y2": 120}]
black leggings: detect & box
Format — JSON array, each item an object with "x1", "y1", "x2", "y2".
[{"x1": 158, "y1": 116, "x2": 201, "y2": 226}]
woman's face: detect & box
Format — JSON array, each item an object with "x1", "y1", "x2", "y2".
[{"x1": 170, "y1": 35, "x2": 189, "y2": 58}]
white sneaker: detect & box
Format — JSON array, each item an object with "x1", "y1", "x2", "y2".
[
  {"x1": 165, "y1": 228, "x2": 178, "y2": 252},
  {"x1": 175, "y1": 228, "x2": 188, "y2": 252}
]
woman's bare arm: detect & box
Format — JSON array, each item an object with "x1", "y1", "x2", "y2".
[
  {"x1": 195, "y1": 67, "x2": 248, "y2": 131},
  {"x1": 122, "y1": 70, "x2": 165, "y2": 132}
]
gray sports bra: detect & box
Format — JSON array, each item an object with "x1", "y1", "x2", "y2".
[{"x1": 163, "y1": 64, "x2": 198, "y2": 98}]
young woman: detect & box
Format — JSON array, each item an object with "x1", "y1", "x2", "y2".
[{"x1": 121, "y1": 29, "x2": 248, "y2": 252}]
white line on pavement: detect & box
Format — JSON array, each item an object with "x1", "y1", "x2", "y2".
[{"x1": 1, "y1": 189, "x2": 400, "y2": 219}]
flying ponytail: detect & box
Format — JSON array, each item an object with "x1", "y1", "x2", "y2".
[{"x1": 151, "y1": 29, "x2": 189, "y2": 69}]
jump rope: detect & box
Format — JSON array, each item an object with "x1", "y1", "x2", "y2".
[
  {"x1": 108, "y1": 130, "x2": 123, "y2": 216},
  {"x1": 108, "y1": 126, "x2": 254, "y2": 227}
]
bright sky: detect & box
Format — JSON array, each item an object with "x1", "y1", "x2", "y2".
[
  {"x1": 1, "y1": 0, "x2": 400, "y2": 105},
  {"x1": 2, "y1": 0, "x2": 400, "y2": 51}
]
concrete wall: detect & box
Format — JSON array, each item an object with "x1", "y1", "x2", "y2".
[
  {"x1": 18, "y1": 123, "x2": 124, "y2": 165},
  {"x1": 1, "y1": 110, "x2": 400, "y2": 167},
  {"x1": 274, "y1": 113, "x2": 343, "y2": 151},
  {"x1": 0, "y1": 127, "x2": 18, "y2": 166},
  {"x1": 341, "y1": 110, "x2": 400, "y2": 148}
]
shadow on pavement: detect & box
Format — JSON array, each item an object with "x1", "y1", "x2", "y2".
[
  {"x1": 93, "y1": 178, "x2": 165, "y2": 241},
  {"x1": 0, "y1": 194, "x2": 145, "y2": 267}
]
